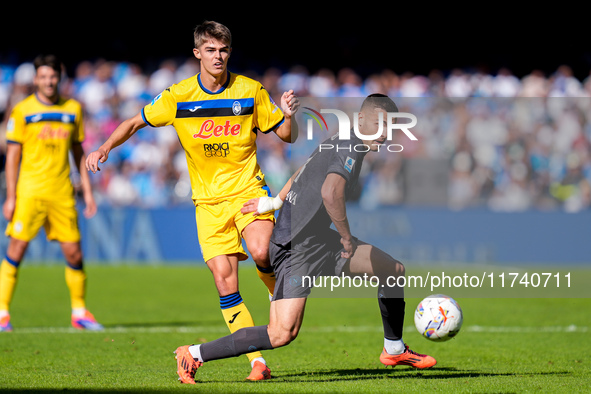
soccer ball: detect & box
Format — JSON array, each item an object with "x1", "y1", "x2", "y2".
[{"x1": 414, "y1": 294, "x2": 463, "y2": 342}]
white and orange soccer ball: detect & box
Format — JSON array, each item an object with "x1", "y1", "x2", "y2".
[{"x1": 414, "y1": 294, "x2": 463, "y2": 341}]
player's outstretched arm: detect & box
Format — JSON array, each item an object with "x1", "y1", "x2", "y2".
[
  {"x1": 274, "y1": 90, "x2": 300, "y2": 143},
  {"x1": 86, "y1": 113, "x2": 146, "y2": 173}
]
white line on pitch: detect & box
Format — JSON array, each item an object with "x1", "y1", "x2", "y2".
[{"x1": 4, "y1": 324, "x2": 588, "y2": 334}]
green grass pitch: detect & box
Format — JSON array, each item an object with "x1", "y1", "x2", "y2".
[{"x1": 0, "y1": 264, "x2": 589, "y2": 393}]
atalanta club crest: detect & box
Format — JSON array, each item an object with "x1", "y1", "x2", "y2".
[{"x1": 232, "y1": 101, "x2": 242, "y2": 116}]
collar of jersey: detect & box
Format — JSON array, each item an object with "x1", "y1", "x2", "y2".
[
  {"x1": 197, "y1": 71, "x2": 231, "y2": 95},
  {"x1": 34, "y1": 92, "x2": 61, "y2": 106}
]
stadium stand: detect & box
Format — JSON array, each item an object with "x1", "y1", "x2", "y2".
[{"x1": 1, "y1": 60, "x2": 590, "y2": 212}]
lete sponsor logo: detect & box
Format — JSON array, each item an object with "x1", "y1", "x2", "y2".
[{"x1": 193, "y1": 119, "x2": 241, "y2": 139}]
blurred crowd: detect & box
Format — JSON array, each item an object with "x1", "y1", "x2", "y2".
[{"x1": 1, "y1": 58, "x2": 591, "y2": 212}]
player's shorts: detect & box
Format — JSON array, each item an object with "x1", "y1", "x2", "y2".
[
  {"x1": 270, "y1": 228, "x2": 357, "y2": 300},
  {"x1": 195, "y1": 186, "x2": 275, "y2": 262},
  {"x1": 5, "y1": 196, "x2": 81, "y2": 243}
]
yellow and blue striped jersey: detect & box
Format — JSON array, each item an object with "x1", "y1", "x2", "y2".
[
  {"x1": 142, "y1": 71, "x2": 284, "y2": 205},
  {"x1": 5, "y1": 94, "x2": 84, "y2": 199}
]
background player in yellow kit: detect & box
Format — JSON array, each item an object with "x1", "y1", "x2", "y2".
[
  {"x1": 0, "y1": 54, "x2": 102, "y2": 332},
  {"x1": 86, "y1": 21, "x2": 299, "y2": 380}
]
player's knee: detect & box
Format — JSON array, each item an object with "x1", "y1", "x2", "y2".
[
  {"x1": 249, "y1": 246, "x2": 269, "y2": 266},
  {"x1": 393, "y1": 259, "x2": 405, "y2": 277},
  {"x1": 64, "y1": 250, "x2": 83, "y2": 267},
  {"x1": 382, "y1": 252, "x2": 405, "y2": 277},
  {"x1": 7, "y1": 238, "x2": 28, "y2": 262},
  {"x1": 374, "y1": 257, "x2": 405, "y2": 280}
]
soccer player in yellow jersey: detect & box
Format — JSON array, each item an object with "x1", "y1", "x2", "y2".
[
  {"x1": 86, "y1": 21, "x2": 299, "y2": 380},
  {"x1": 0, "y1": 55, "x2": 103, "y2": 332}
]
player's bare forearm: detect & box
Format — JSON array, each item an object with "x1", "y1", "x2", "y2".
[
  {"x1": 275, "y1": 90, "x2": 300, "y2": 143},
  {"x1": 3, "y1": 143, "x2": 21, "y2": 221},
  {"x1": 72, "y1": 143, "x2": 93, "y2": 192},
  {"x1": 321, "y1": 173, "x2": 352, "y2": 241},
  {"x1": 86, "y1": 113, "x2": 146, "y2": 173},
  {"x1": 72, "y1": 143, "x2": 86, "y2": 175},
  {"x1": 277, "y1": 167, "x2": 301, "y2": 201},
  {"x1": 322, "y1": 175, "x2": 357, "y2": 259},
  {"x1": 275, "y1": 116, "x2": 299, "y2": 143},
  {"x1": 241, "y1": 166, "x2": 300, "y2": 216},
  {"x1": 102, "y1": 113, "x2": 145, "y2": 153},
  {"x1": 72, "y1": 143, "x2": 97, "y2": 218},
  {"x1": 4, "y1": 143, "x2": 21, "y2": 200}
]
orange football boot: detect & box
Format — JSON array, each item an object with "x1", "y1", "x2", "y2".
[
  {"x1": 174, "y1": 345, "x2": 202, "y2": 384},
  {"x1": 246, "y1": 360, "x2": 272, "y2": 381},
  {"x1": 0, "y1": 314, "x2": 12, "y2": 332},
  {"x1": 380, "y1": 344, "x2": 437, "y2": 369},
  {"x1": 71, "y1": 310, "x2": 103, "y2": 331}
]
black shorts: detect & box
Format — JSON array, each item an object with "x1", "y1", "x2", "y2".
[{"x1": 270, "y1": 229, "x2": 354, "y2": 300}]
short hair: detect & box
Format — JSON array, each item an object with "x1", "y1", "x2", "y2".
[
  {"x1": 360, "y1": 93, "x2": 398, "y2": 113},
  {"x1": 33, "y1": 54, "x2": 62, "y2": 74},
  {"x1": 193, "y1": 21, "x2": 232, "y2": 49}
]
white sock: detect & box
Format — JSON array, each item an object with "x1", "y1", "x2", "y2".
[
  {"x1": 0, "y1": 310, "x2": 9, "y2": 318},
  {"x1": 384, "y1": 338, "x2": 405, "y2": 355},
  {"x1": 188, "y1": 344, "x2": 202, "y2": 361},
  {"x1": 72, "y1": 308, "x2": 87, "y2": 317},
  {"x1": 251, "y1": 357, "x2": 266, "y2": 367}
]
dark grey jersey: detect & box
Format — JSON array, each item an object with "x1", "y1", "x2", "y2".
[{"x1": 271, "y1": 133, "x2": 368, "y2": 246}]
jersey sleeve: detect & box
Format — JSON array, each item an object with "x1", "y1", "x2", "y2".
[
  {"x1": 5, "y1": 105, "x2": 25, "y2": 144},
  {"x1": 326, "y1": 147, "x2": 364, "y2": 184},
  {"x1": 141, "y1": 88, "x2": 177, "y2": 128},
  {"x1": 253, "y1": 86, "x2": 284, "y2": 134}
]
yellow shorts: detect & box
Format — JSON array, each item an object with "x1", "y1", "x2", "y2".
[
  {"x1": 5, "y1": 196, "x2": 80, "y2": 243},
  {"x1": 196, "y1": 186, "x2": 275, "y2": 262}
]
